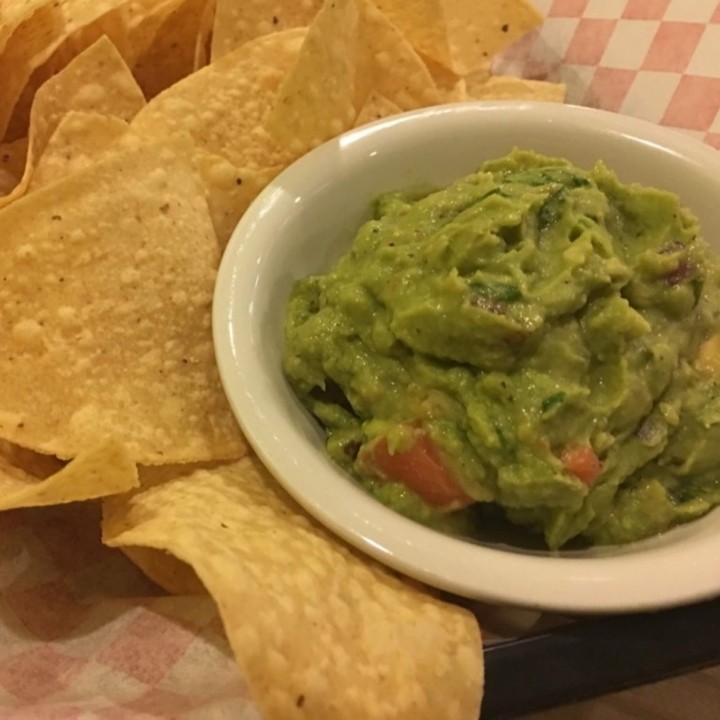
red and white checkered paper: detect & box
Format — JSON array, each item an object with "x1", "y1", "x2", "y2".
[
  {"x1": 2, "y1": 2, "x2": 719, "y2": 718},
  {"x1": 0, "y1": 505, "x2": 256, "y2": 719},
  {"x1": 496, "y1": 0, "x2": 720, "y2": 148}
]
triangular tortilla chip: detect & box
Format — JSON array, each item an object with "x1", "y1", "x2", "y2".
[
  {"x1": 130, "y1": 0, "x2": 213, "y2": 98},
  {"x1": 422, "y1": 53, "x2": 471, "y2": 102},
  {"x1": 0, "y1": 35, "x2": 145, "y2": 208},
  {"x1": 355, "y1": 0, "x2": 438, "y2": 111},
  {"x1": 131, "y1": 28, "x2": 304, "y2": 176},
  {"x1": 265, "y1": 0, "x2": 360, "y2": 154},
  {"x1": 0, "y1": 137, "x2": 246, "y2": 463},
  {"x1": 31, "y1": 112, "x2": 265, "y2": 249},
  {"x1": 0, "y1": 0, "x2": 65, "y2": 140},
  {"x1": 0, "y1": 136, "x2": 28, "y2": 195},
  {"x1": 210, "y1": 0, "x2": 323, "y2": 61},
  {"x1": 193, "y1": 151, "x2": 275, "y2": 248},
  {"x1": 265, "y1": 0, "x2": 438, "y2": 155},
  {"x1": 2, "y1": 0, "x2": 136, "y2": 143},
  {"x1": 28, "y1": 110, "x2": 132, "y2": 191},
  {"x1": 0, "y1": 437, "x2": 137, "y2": 510},
  {"x1": 121, "y1": 545, "x2": 208, "y2": 595},
  {"x1": 103, "y1": 455, "x2": 484, "y2": 720},
  {"x1": 193, "y1": 0, "x2": 216, "y2": 69},
  {"x1": 373, "y1": 0, "x2": 543, "y2": 74},
  {"x1": 468, "y1": 75, "x2": 566, "y2": 103},
  {"x1": 353, "y1": 91, "x2": 403, "y2": 127},
  {"x1": 444, "y1": 0, "x2": 543, "y2": 73}
]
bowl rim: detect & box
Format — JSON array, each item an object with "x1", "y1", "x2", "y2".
[{"x1": 213, "y1": 101, "x2": 720, "y2": 613}]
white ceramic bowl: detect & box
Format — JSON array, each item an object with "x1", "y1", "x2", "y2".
[{"x1": 213, "y1": 102, "x2": 720, "y2": 613}]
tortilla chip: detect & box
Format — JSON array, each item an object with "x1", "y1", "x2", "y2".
[
  {"x1": 356, "y1": 0, "x2": 438, "y2": 111},
  {"x1": 0, "y1": 136, "x2": 29, "y2": 195},
  {"x1": 102, "y1": 455, "x2": 484, "y2": 720},
  {"x1": 0, "y1": 439, "x2": 64, "y2": 479},
  {"x1": 0, "y1": 35, "x2": 146, "y2": 208},
  {"x1": 353, "y1": 91, "x2": 403, "y2": 127},
  {"x1": 422, "y1": 54, "x2": 470, "y2": 103},
  {"x1": 0, "y1": 137, "x2": 246, "y2": 463},
  {"x1": 446, "y1": 0, "x2": 543, "y2": 73},
  {"x1": 131, "y1": 28, "x2": 304, "y2": 176},
  {"x1": 0, "y1": 437, "x2": 138, "y2": 510},
  {"x1": 2, "y1": 0, "x2": 136, "y2": 143},
  {"x1": 265, "y1": 0, "x2": 359, "y2": 154},
  {"x1": 0, "y1": 0, "x2": 64, "y2": 140},
  {"x1": 25, "y1": 34, "x2": 145, "y2": 160},
  {"x1": 0, "y1": 0, "x2": 51, "y2": 44},
  {"x1": 266, "y1": 0, "x2": 438, "y2": 155},
  {"x1": 194, "y1": 151, "x2": 274, "y2": 248},
  {"x1": 374, "y1": 0, "x2": 451, "y2": 70},
  {"x1": 468, "y1": 75, "x2": 567, "y2": 102},
  {"x1": 463, "y1": 63, "x2": 492, "y2": 92},
  {"x1": 373, "y1": 0, "x2": 543, "y2": 74},
  {"x1": 193, "y1": 0, "x2": 216, "y2": 69},
  {"x1": 131, "y1": 0, "x2": 213, "y2": 98},
  {"x1": 29, "y1": 111, "x2": 131, "y2": 191},
  {"x1": 121, "y1": 546, "x2": 207, "y2": 595},
  {"x1": 211, "y1": 0, "x2": 323, "y2": 61}
]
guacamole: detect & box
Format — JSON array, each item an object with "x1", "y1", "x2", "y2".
[{"x1": 282, "y1": 149, "x2": 720, "y2": 549}]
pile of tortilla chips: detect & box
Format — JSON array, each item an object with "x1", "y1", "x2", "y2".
[{"x1": 0, "y1": 0, "x2": 564, "y2": 717}]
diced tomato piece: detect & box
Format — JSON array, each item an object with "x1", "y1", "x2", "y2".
[
  {"x1": 361, "y1": 430, "x2": 473, "y2": 508},
  {"x1": 560, "y1": 444, "x2": 602, "y2": 486}
]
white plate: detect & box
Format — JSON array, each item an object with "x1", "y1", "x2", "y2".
[{"x1": 213, "y1": 102, "x2": 720, "y2": 613}]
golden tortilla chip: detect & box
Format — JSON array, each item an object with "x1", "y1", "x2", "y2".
[
  {"x1": 30, "y1": 112, "x2": 264, "y2": 249},
  {"x1": 266, "y1": 0, "x2": 438, "y2": 155},
  {"x1": 0, "y1": 437, "x2": 138, "y2": 510},
  {"x1": 265, "y1": 0, "x2": 360, "y2": 154},
  {"x1": 0, "y1": 0, "x2": 44, "y2": 39},
  {"x1": 353, "y1": 91, "x2": 403, "y2": 127},
  {"x1": 0, "y1": 439, "x2": 63, "y2": 479},
  {"x1": 356, "y1": 1, "x2": 438, "y2": 111},
  {"x1": 463, "y1": 63, "x2": 492, "y2": 92},
  {"x1": 373, "y1": 0, "x2": 543, "y2": 74},
  {"x1": 193, "y1": 0, "x2": 216, "y2": 69},
  {"x1": 0, "y1": 136, "x2": 28, "y2": 195},
  {"x1": 2, "y1": 0, "x2": 137, "y2": 143},
  {"x1": 446, "y1": 0, "x2": 544, "y2": 73},
  {"x1": 0, "y1": 137, "x2": 246, "y2": 463},
  {"x1": 194, "y1": 151, "x2": 274, "y2": 249},
  {"x1": 1, "y1": 35, "x2": 145, "y2": 208},
  {"x1": 373, "y1": 0, "x2": 450, "y2": 70},
  {"x1": 468, "y1": 75, "x2": 566, "y2": 103},
  {"x1": 121, "y1": 546, "x2": 207, "y2": 595},
  {"x1": 210, "y1": 0, "x2": 323, "y2": 61},
  {"x1": 131, "y1": 28, "x2": 304, "y2": 176},
  {"x1": 131, "y1": 0, "x2": 213, "y2": 98},
  {"x1": 28, "y1": 111, "x2": 131, "y2": 191},
  {"x1": 120, "y1": 0, "x2": 173, "y2": 57},
  {"x1": 102, "y1": 455, "x2": 484, "y2": 720},
  {"x1": 0, "y1": 0, "x2": 64, "y2": 140},
  {"x1": 25, "y1": 34, "x2": 145, "y2": 161},
  {"x1": 422, "y1": 54, "x2": 471, "y2": 103}
]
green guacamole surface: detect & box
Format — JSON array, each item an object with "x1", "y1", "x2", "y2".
[{"x1": 282, "y1": 149, "x2": 720, "y2": 549}]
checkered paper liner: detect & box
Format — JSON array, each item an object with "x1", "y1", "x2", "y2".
[
  {"x1": 0, "y1": 505, "x2": 256, "y2": 719},
  {"x1": 496, "y1": 0, "x2": 720, "y2": 148},
  {"x1": 2, "y1": 2, "x2": 720, "y2": 718}
]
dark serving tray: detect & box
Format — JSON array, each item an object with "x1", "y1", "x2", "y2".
[{"x1": 481, "y1": 596, "x2": 720, "y2": 719}]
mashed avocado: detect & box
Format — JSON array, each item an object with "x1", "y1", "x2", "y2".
[{"x1": 282, "y1": 149, "x2": 720, "y2": 549}]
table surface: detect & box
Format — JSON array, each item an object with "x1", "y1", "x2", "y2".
[
  {"x1": 530, "y1": 666, "x2": 720, "y2": 720},
  {"x1": 482, "y1": 596, "x2": 720, "y2": 718}
]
